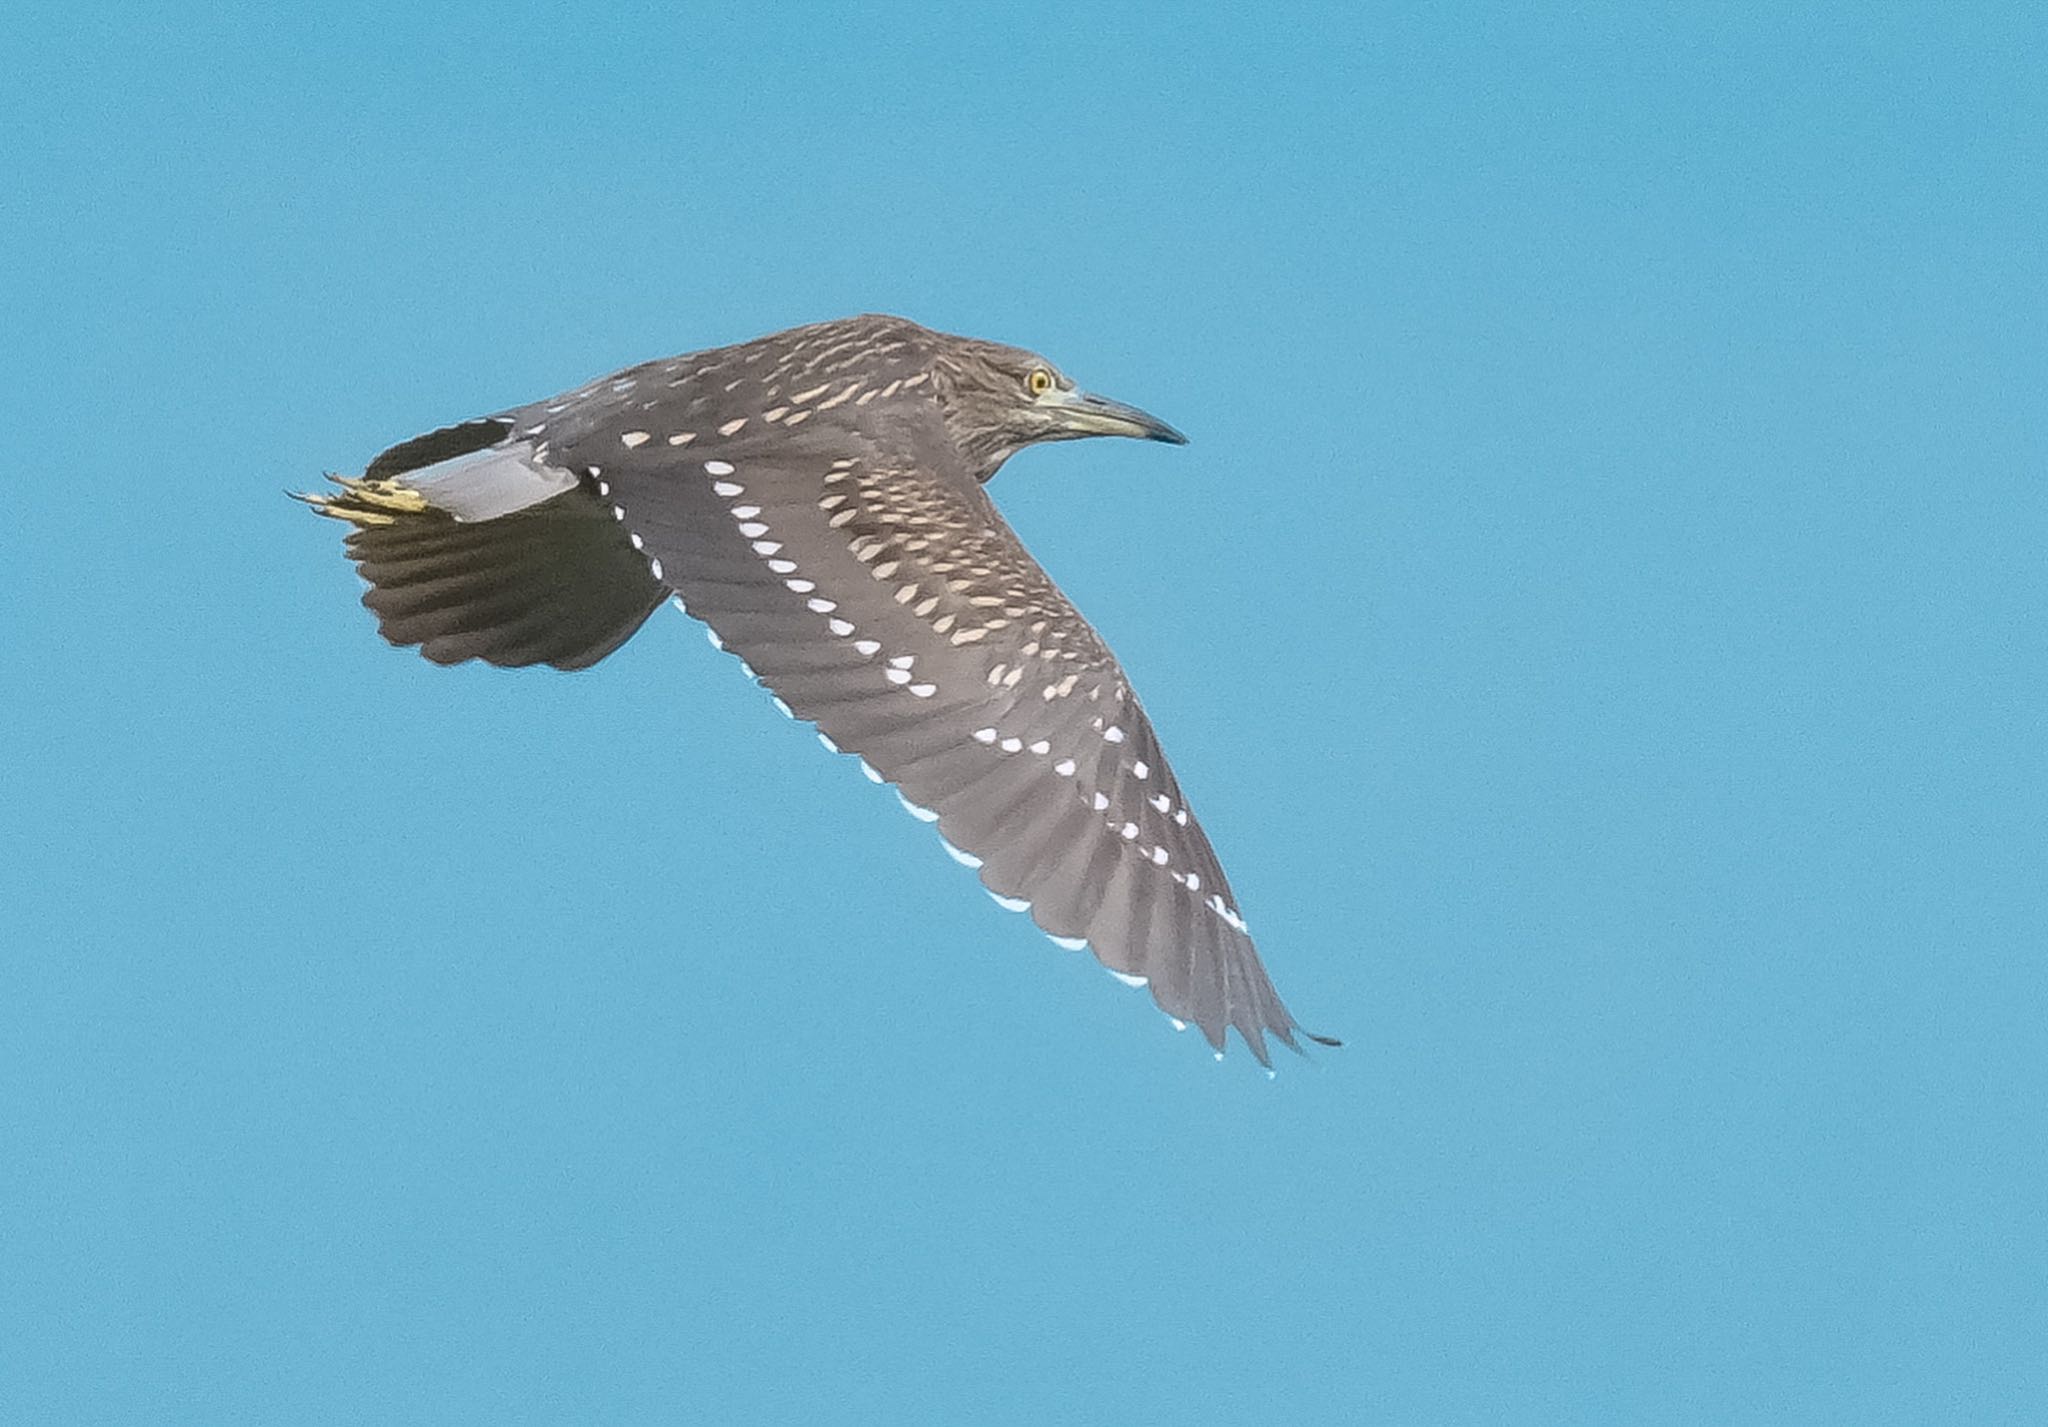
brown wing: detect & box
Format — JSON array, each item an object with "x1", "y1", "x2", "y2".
[
  {"x1": 587, "y1": 427, "x2": 1326, "y2": 1063},
  {"x1": 300, "y1": 419, "x2": 664, "y2": 670}
]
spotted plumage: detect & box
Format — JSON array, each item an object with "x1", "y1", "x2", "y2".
[{"x1": 299, "y1": 314, "x2": 1335, "y2": 1065}]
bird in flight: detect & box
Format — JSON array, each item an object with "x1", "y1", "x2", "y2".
[{"x1": 299, "y1": 315, "x2": 1334, "y2": 1065}]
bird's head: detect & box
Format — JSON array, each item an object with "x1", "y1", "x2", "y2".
[{"x1": 929, "y1": 335, "x2": 1187, "y2": 481}]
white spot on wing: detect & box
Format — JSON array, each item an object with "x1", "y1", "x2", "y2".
[
  {"x1": 621, "y1": 431, "x2": 650, "y2": 448},
  {"x1": 704, "y1": 459, "x2": 735, "y2": 476},
  {"x1": 939, "y1": 837, "x2": 983, "y2": 869},
  {"x1": 1110, "y1": 971, "x2": 1148, "y2": 988},
  {"x1": 987, "y1": 891, "x2": 1030, "y2": 912},
  {"x1": 712, "y1": 480, "x2": 743, "y2": 497},
  {"x1": 898, "y1": 791, "x2": 940, "y2": 822},
  {"x1": 1048, "y1": 934, "x2": 1088, "y2": 951}
]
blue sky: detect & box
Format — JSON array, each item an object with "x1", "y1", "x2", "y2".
[{"x1": 4, "y1": 3, "x2": 2043, "y2": 1421}]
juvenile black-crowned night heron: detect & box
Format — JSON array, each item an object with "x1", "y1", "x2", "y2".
[{"x1": 300, "y1": 314, "x2": 1335, "y2": 1065}]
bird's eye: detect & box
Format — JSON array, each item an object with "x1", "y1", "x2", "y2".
[{"x1": 1026, "y1": 368, "x2": 1054, "y2": 397}]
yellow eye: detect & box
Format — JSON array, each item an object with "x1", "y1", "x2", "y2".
[{"x1": 1026, "y1": 368, "x2": 1053, "y2": 397}]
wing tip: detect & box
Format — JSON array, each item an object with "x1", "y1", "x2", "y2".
[{"x1": 1183, "y1": 1012, "x2": 1342, "y2": 1072}]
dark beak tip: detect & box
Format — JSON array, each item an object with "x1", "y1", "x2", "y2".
[{"x1": 1072, "y1": 390, "x2": 1188, "y2": 445}]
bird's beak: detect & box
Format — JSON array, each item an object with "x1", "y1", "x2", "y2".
[{"x1": 1044, "y1": 388, "x2": 1189, "y2": 445}]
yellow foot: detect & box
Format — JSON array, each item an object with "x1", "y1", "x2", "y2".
[{"x1": 290, "y1": 476, "x2": 432, "y2": 527}]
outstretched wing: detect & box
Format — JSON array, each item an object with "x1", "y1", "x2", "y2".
[
  {"x1": 576, "y1": 417, "x2": 1327, "y2": 1063},
  {"x1": 299, "y1": 419, "x2": 665, "y2": 669}
]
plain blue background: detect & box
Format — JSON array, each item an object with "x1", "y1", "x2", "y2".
[{"x1": 4, "y1": 4, "x2": 2043, "y2": 1421}]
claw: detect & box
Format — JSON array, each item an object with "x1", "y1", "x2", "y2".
[{"x1": 291, "y1": 475, "x2": 431, "y2": 527}]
